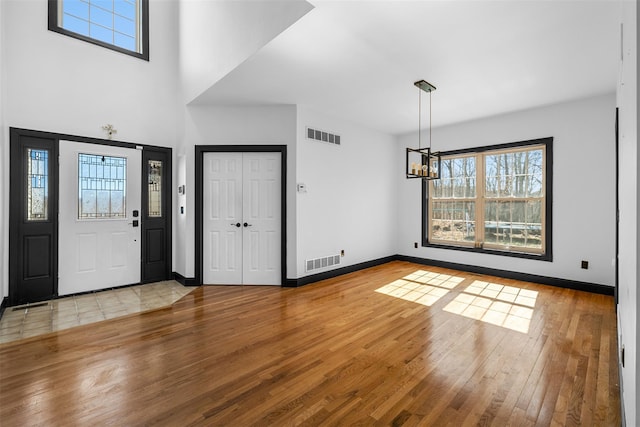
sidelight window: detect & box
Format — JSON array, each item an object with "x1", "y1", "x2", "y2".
[
  {"x1": 147, "y1": 160, "x2": 162, "y2": 218},
  {"x1": 26, "y1": 149, "x2": 49, "y2": 221}
]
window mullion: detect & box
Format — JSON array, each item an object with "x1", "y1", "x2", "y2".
[
  {"x1": 476, "y1": 153, "x2": 485, "y2": 248},
  {"x1": 427, "y1": 185, "x2": 432, "y2": 243},
  {"x1": 541, "y1": 146, "x2": 546, "y2": 251},
  {"x1": 135, "y1": 0, "x2": 141, "y2": 53}
]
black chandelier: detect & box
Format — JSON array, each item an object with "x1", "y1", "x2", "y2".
[{"x1": 406, "y1": 80, "x2": 441, "y2": 180}]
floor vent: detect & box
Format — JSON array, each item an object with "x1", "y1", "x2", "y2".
[
  {"x1": 306, "y1": 127, "x2": 341, "y2": 145},
  {"x1": 306, "y1": 254, "x2": 341, "y2": 272}
]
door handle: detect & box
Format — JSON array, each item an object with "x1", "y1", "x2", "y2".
[
  {"x1": 231, "y1": 222, "x2": 241, "y2": 228},
  {"x1": 243, "y1": 222, "x2": 252, "y2": 227}
]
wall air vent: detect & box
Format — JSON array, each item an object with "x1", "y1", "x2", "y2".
[
  {"x1": 305, "y1": 254, "x2": 341, "y2": 272},
  {"x1": 306, "y1": 127, "x2": 341, "y2": 145}
]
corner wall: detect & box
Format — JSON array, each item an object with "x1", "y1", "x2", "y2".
[
  {"x1": 179, "y1": 0, "x2": 313, "y2": 104},
  {"x1": 617, "y1": 0, "x2": 638, "y2": 424},
  {"x1": 396, "y1": 93, "x2": 617, "y2": 287},
  {"x1": 0, "y1": 0, "x2": 6, "y2": 304},
  {"x1": 177, "y1": 104, "x2": 299, "y2": 279},
  {"x1": 177, "y1": 104, "x2": 399, "y2": 282},
  {"x1": 296, "y1": 107, "x2": 397, "y2": 278},
  {"x1": 2, "y1": 0, "x2": 180, "y2": 147}
]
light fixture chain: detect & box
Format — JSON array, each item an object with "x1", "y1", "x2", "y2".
[
  {"x1": 429, "y1": 90, "x2": 432, "y2": 150},
  {"x1": 418, "y1": 87, "x2": 422, "y2": 149}
]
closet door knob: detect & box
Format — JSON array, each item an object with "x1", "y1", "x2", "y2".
[
  {"x1": 230, "y1": 222, "x2": 241, "y2": 228},
  {"x1": 243, "y1": 222, "x2": 252, "y2": 227}
]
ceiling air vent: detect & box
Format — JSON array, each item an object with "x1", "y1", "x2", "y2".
[
  {"x1": 305, "y1": 254, "x2": 341, "y2": 272},
  {"x1": 306, "y1": 127, "x2": 341, "y2": 145}
]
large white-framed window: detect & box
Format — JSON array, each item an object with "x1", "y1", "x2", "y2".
[
  {"x1": 48, "y1": 0, "x2": 149, "y2": 61},
  {"x1": 425, "y1": 138, "x2": 552, "y2": 260}
]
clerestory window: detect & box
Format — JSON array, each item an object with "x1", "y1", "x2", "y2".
[
  {"x1": 48, "y1": 0, "x2": 149, "y2": 60},
  {"x1": 424, "y1": 137, "x2": 552, "y2": 261}
]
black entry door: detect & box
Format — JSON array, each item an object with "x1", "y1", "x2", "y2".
[
  {"x1": 9, "y1": 129, "x2": 58, "y2": 305},
  {"x1": 141, "y1": 147, "x2": 172, "y2": 282}
]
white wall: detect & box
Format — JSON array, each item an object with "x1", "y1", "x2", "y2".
[
  {"x1": 3, "y1": 0, "x2": 180, "y2": 146},
  {"x1": 178, "y1": 104, "x2": 398, "y2": 281},
  {"x1": 617, "y1": 1, "x2": 638, "y2": 424},
  {"x1": 1, "y1": 0, "x2": 180, "y2": 299},
  {"x1": 178, "y1": 105, "x2": 298, "y2": 279},
  {"x1": 396, "y1": 93, "x2": 617, "y2": 287},
  {"x1": 296, "y1": 107, "x2": 397, "y2": 277},
  {"x1": 0, "y1": 0, "x2": 7, "y2": 304},
  {"x1": 179, "y1": 0, "x2": 313, "y2": 104}
]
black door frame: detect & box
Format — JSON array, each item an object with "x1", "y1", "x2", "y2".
[
  {"x1": 8, "y1": 127, "x2": 173, "y2": 306},
  {"x1": 614, "y1": 108, "x2": 619, "y2": 305},
  {"x1": 195, "y1": 145, "x2": 287, "y2": 286}
]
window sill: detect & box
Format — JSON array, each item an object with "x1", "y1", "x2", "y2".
[{"x1": 422, "y1": 241, "x2": 552, "y2": 262}]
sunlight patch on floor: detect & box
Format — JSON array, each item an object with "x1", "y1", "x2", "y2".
[
  {"x1": 443, "y1": 280, "x2": 537, "y2": 333},
  {"x1": 375, "y1": 270, "x2": 464, "y2": 306}
]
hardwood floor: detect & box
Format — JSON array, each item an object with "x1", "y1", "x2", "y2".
[{"x1": 0, "y1": 261, "x2": 620, "y2": 426}]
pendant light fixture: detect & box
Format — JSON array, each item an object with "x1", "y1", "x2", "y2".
[{"x1": 406, "y1": 80, "x2": 441, "y2": 180}]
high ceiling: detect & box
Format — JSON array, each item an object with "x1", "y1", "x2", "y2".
[{"x1": 192, "y1": 0, "x2": 620, "y2": 135}]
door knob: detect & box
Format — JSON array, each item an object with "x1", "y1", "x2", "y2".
[
  {"x1": 243, "y1": 222, "x2": 252, "y2": 227},
  {"x1": 230, "y1": 222, "x2": 241, "y2": 228}
]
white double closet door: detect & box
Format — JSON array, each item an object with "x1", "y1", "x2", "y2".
[{"x1": 203, "y1": 152, "x2": 281, "y2": 285}]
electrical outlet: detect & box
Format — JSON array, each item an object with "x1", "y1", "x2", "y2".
[
  {"x1": 581, "y1": 260, "x2": 589, "y2": 269},
  {"x1": 340, "y1": 249, "x2": 345, "y2": 257},
  {"x1": 414, "y1": 242, "x2": 418, "y2": 249}
]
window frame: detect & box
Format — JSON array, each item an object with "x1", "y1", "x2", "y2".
[
  {"x1": 422, "y1": 137, "x2": 553, "y2": 261},
  {"x1": 48, "y1": 0, "x2": 149, "y2": 61}
]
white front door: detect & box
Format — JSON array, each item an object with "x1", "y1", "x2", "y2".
[
  {"x1": 59, "y1": 141, "x2": 142, "y2": 295},
  {"x1": 203, "y1": 152, "x2": 281, "y2": 285}
]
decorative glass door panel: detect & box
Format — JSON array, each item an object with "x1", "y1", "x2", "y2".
[
  {"x1": 148, "y1": 159, "x2": 162, "y2": 218},
  {"x1": 26, "y1": 148, "x2": 49, "y2": 221}
]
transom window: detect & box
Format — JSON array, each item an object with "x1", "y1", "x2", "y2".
[
  {"x1": 425, "y1": 138, "x2": 552, "y2": 260},
  {"x1": 48, "y1": 0, "x2": 149, "y2": 60},
  {"x1": 78, "y1": 154, "x2": 127, "y2": 219}
]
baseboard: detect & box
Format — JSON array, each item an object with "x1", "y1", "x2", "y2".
[
  {"x1": 173, "y1": 272, "x2": 198, "y2": 286},
  {"x1": 0, "y1": 297, "x2": 7, "y2": 320},
  {"x1": 284, "y1": 254, "x2": 614, "y2": 296},
  {"x1": 284, "y1": 256, "x2": 397, "y2": 287},
  {"x1": 395, "y1": 255, "x2": 614, "y2": 296}
]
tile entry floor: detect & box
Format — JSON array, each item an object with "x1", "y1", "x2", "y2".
[{"x1": 0, "y1": 281, "x2": 194, "y2": 344}]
